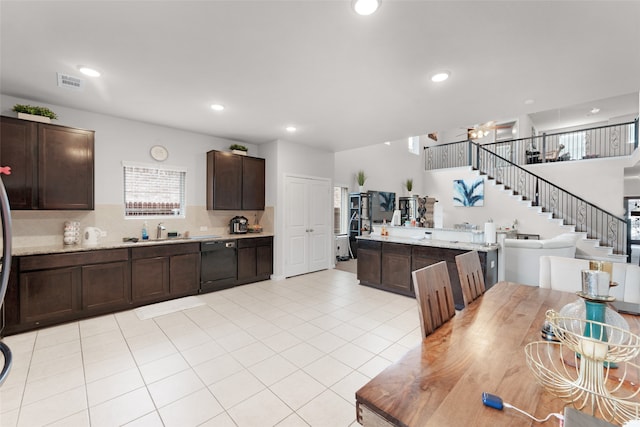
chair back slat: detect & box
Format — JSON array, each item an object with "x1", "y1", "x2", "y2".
[
  {"x1": 455, "y1": 250, "x2": 486, "y2": 306},
  {"x1": 412, "y1": 261, "x2": 456, "y2": 338}
]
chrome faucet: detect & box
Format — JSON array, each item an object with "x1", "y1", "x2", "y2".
[{"x1": 156, "y1": 222, "x2": 166, "y2": 239}]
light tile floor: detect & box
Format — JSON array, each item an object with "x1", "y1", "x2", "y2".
[{"x1": 0, "y1": 268, "x2": 421, "y2": 427}]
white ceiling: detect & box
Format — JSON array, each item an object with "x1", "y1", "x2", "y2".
[{"x1": 1, "y1": 1, "x2": 639, "y2": 153}]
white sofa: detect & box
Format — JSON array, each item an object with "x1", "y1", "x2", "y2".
[
  {"x1": 539, "y1": 255, "x2": 640, "y2": 303},
  {"x1": 504, "y1": 233, "x2": 578, "y2": 286}
]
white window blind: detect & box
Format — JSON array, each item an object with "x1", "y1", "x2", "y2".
[{"x1": 123, "y1": 162, "x2": 186, "y2": 217}]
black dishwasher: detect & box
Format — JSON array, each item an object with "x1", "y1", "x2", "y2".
[{"x1": 200, "y1": 240, "x2": 237, "y2": 292}]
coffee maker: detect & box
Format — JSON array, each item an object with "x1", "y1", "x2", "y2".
[{"x1": 229, "y1": 216, "x2": 248, "y2": 234}]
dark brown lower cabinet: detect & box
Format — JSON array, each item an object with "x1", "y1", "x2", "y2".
[
  {"x1": 357, "y1": 240, "x2": 381, "y2": 287},
  {"x1": 170, "y1": 252, "x2": 200, "y2": 296},
  {"x1": 381, "y1": 243, "x2": 413, "y2": 296},
  {"x1": 131, "y1": 242, "x2": 200, "y2": 305},
  {"x1": 20, "y1": 267, "x2": 81, "y2": 325},
  {"x1": 358, "y1": 239, "x2": 498, "y2": 309},
  {"x1": 131, "y1": 256, "x2": 170, "y2": 304},
  {"x1": 14, "y1": 248, "x2": 129, "y2": 332},
  {"x1": 237, "y1": 237, "x2": 273, "y2": 285},
  {"x1": 2, "y1": 239, "x2": 274, "y2": 336},
  {"x1": 82, "y1": 261, "x2": 131, "y2": 314}
]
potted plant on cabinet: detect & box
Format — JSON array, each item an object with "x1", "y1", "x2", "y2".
[
  {"x1": 356, "y1": 170, "x2": 367, "y2": 193},
  {"x1": 230, "y1": 144, "x2": 248, "y2": 156},
  {"x1": 404, "y1": 178, "x2": 413, "y2": 195},
  {"x1": 12, "y1": 104, "x2": 58, "y2": 123}
]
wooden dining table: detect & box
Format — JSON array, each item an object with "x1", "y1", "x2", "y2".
[{"x1": 355, "y1": 281, "x2": 640, "y2": 427}]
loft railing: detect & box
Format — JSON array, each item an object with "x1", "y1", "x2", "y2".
[
  {"x1": 425, "y1": 119, "x2": 638, "y2": 170},
  {"x1": 481, "y1": 119, "x2": 638, "y2": 166},
  {"x1": 423, "y1": 139, "x2": 628, "y2": 257}
]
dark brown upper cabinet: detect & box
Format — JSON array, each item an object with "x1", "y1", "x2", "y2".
[
  {"x1": 206, "y1": 150, "x2": 265, "y2": 210},
  {"x1": 0, "y1": 116, "x2": 95, "y2": 210}
]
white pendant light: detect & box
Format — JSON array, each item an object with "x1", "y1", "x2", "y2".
[{"x1": 353, "y1": 0, "x2": 380, "y2": 16}]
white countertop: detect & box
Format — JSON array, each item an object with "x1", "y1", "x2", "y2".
[
  {"x1": 12, "y1": 232, "x2": 274, "y2": 257},
  {"x1": 357, "y1": 234, "x2": 498, "y2": 252}
]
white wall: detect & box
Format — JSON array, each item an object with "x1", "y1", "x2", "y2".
[
  {"x1": 334, "y1": 140, "x2": 423, "y2": 196},
  {"x1": 524, "y1": 157, "x2": 627, "y2": 216},
  {"x1": 262, "y1": 139, "x2": 335, "y2": 279},
  {"x1": 335, "y1": 139, "x2": 631, "y2": 237},
  {"x1": 1, "y1": 94, "x2": 258, "y2": 206},
  {"x1": 1, "y1": 94, "x2": 274, "y2": 246}
]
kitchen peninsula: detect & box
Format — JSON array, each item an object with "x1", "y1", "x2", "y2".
[{"x1": 356, "y1": 227, "x2": 498, "y2": 309}]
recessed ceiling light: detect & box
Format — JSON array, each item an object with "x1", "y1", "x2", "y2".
[
  {"x1": 286, "y1": 126, "x2": 296, "y2": 132},
  {"x1": 78, "y1": 66, "x2": 100, "y2": 77},
  {"x1": 590, "y1": 107, "x2": 600, "y2": 114},
  {"x1": 211, "y1": 104, "x2": 225, "y2": 111},
  {"x1": 352, "y1": 0, "x2": 380, "y2": 16},
  {"x1": 384, "y1": 141, "x2": 391, "y2": 145},
  {"x1": 524, "y1": 99, "x2": 535, "y2": 105},
  {"x1": 431, "y1": 71, "x2": 450, "y2": 83}
]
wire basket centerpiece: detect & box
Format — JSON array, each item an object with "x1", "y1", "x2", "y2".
[{"x1": 526, "y1": 308, "x2": 640, "y2": 424}]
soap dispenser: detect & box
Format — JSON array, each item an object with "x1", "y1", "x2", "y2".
[{"x1": 142, "y1": 221, "x2": 149, "y2": 240}]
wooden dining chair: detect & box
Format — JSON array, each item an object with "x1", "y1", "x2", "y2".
[
  {"x1": 455, "y1": 250, "x2": 486, "y2": 306},
  {"x1": 412, "y1": 261, "x2": 456, "y2": 338}
]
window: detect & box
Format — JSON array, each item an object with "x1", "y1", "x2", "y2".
[
  {"x1": 334, "y1": 186, "x2": 349, "y2": 234},
  {"x1": 123, "y1": 162, "x2": 186, "y2": 218},
  {"x1": 408, "y1": 136, "x2": 420, "y2": 155},
  {"x1": 559, "y1": 132, "x2": 585, "y2": 160}
]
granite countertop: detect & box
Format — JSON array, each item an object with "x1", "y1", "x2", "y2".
[
  {"x1": 357, "y1": 234, "x2": 498, "y2": 252},
  {"x1": 12, "y1": 232, "x2": 274, "y2": 257}
]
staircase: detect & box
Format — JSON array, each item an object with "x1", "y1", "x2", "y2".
[
  {"x1": 424, "y1": 119, "x2": 638, "y2": 262},
  {"x1": 472, "y1": 167, "x2": 628, "y2": 263}
]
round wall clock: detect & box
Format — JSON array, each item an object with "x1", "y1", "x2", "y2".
[{"x1": 150, "y1": 145, "x2": 168, "y2": 161}]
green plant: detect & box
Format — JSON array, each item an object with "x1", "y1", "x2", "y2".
[
  {"x1": 356, "y1": 170, "x2": 367, "y2": 186},
  {"x1": 404, "y1": 178, "x2": 413, "y2": 192},
  {"x1": 12, "y1": 104, "x2": 57, "y2": 120},
  {"x1": 229, "y1": 144, "x2": 248, "y2": 151}
]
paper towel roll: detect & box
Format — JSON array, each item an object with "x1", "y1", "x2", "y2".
[{"x1": 484, "y1": 222, "x2": 496, "y2": 244}]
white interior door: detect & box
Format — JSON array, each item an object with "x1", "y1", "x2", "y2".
[
  {"x1": 284, "y1": 175, "x2": 330, "y2": 277},
  {"x1": 307, "y1": 179, "x2": 330, "y2": 273},
  {"x1": 285, "y1": 177, "x2": 309, "y2": 277}
]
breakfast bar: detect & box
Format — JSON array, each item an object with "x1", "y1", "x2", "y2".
[
  {"x1": 356, "y1": 233, "x2": 498, "y2": 309},
  {"x1": 355, "y1": 282, "x2": 640, "y2": 427}
]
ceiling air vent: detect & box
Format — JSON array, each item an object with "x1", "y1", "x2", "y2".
[{"x1": 57, "y1": 72, "x2": 84, "y2": 90}]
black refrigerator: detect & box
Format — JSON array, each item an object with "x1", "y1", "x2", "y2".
[{"x1": 0, "y1": 176, "x2": 13, "y2": 386}]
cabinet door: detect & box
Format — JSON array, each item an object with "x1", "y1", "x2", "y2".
[
  {"x1": 170, "y1": 252, "x2": 200, "y2": 296},
  {"x1": 207, "y1": 151, "x2": 242, "y2": 210},
  {"x1": 256, "y1": 240, "x2": 273, "y2": 277},
  {"x1": 0, "y1": 117, "x2": 37, "y2": 209},
  {"x1": 357, "y1": 241, "x2": 382, "y2": 286},
  {"x1": 237, "y1": 246, "x2": 257, "y2": 280},
  {"x1": 242, "y1": 156, "x2": 265, "y2": 210},
  {"x1": 131, "y1": 257, "x2": 170, "y2": 304},
  {"x1": 82, "y1": 261, "x2": 131, "y2": 313},
  {"x1": 381, "y1": 243, "x2": 412, "y2": 295},
  {"x1": 38, "y1": 124, "x2": 94, "y2": 209},
  {"x1": 20, "y1": 267, "x2": 81, "y2": 325}
]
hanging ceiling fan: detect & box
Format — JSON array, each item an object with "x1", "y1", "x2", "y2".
[{"x1": 457, "y1": 121, "x2": 517, "y2": 140}]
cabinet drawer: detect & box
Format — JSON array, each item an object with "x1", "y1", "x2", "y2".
[
  {"x1": 20, "y1": 248, "x2": 129, "y2": 271},
  {"x1": 382, "y1": 242, "x2": 411, "y2": 256},
  {"x1": 358, "y1": 240, "x2": 381, "y2": 251},
  {"x1": 237, "y1": 236, "x2": 272, "y2": 248},
  {"x1": 131, "y1": 242, "x2": 200, "y2": 259}
]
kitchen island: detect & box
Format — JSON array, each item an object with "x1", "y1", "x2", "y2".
[{"x1": 356, "y1": 234, "x2": 498, "y2": 309}]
